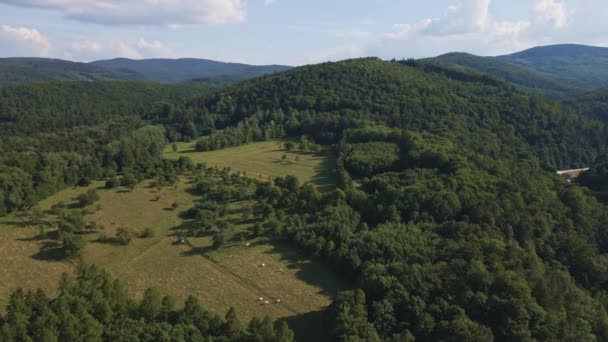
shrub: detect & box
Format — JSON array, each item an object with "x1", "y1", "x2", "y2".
[
  {"x1": 116, "y1": 227, "x2": 131, "y2": 245},
  {"x1": 140, "y1": 228, "x2": 155, "y2": 239}
]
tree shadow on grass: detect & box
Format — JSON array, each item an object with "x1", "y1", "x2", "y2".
[
  {"x1": 262, "y1": 241, "x2": 350, "y2": 299},
  {"x1": 31, "y1": 241, "x2": 67, "y2": 262}
]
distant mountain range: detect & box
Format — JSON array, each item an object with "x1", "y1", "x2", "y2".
[
  {"x1": 422, "y1": 44, "x2": 608, "y2": 98},
  {"x1": 90, "y1": 58, "x2": 292, "y2": 84},
  {"x1": 2, "y1": 44, "x2": 608, "y2": 99},
  {"x1": 0, "y1": 57, "x2": 292, "y2": 87},
  {"x1": 0, "y1": 58, "x2": 142, "y2": 87}
]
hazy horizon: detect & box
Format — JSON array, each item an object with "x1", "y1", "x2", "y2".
[{"x1": 0, "y1": 0, "x2": 606, "y2": 66}]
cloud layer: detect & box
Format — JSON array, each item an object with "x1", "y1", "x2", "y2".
[
  {"x1": 69, "y1": 38, "x2": 174, "y2": 60},
  {"x1": 0, "y1": 24, "x2": 51, "y2": 57},
  {"x1": 0, "y1": 0, "x2": 247, "y2": 26}
]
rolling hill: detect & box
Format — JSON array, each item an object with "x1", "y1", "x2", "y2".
[
  {"x1": 186, "y1": 57, "x2": 608, "y2": 169},
  {"x1": 497, "y1": 44, "x2": 608, "y2": 90},
  {"x1": 0, "y1": 57, "x2": 143, "y2": 86},
  {"x1": 421, "y1": 52, "x2": 582, "y2": 98},
  {"x1": 0, "y1": 57, "x2": 292, "y2": 87},
  {"x1": 91, "y1": 58, "x2": 293, "y2": 83}
]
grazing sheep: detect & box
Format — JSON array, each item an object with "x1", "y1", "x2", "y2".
[
  {"x1": 245, "y1": 243, "x2": 251, "y2": 247},
  {"x1": 264, "y1": 301, "x2": 270, "y2": 305},
  {"x1": 276, "y1": 299, "x2": 281, "y2": 303},
  {"x1": 261, "y1": 263, "x2": 266, "y2": 267},
  {"x1": 258, "y1": 297, "x2": 263, "y2": 302}
]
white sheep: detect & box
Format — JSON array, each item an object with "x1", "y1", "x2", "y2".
[
  {"x1": 264, "y1": 301, "x2": 270, "y2": 305},
  {"x1": 276, "y1": 299, "x2": 281, "y2": 303},
  {"x1": 245, "y1": 243, "x2": 251, "y2": 247},
  {"x1": 260, "y1": 263, "x2": 266, "y2": 267},
  {"x1": 258, "y1": 297, "x2": 263, "y2": 302}
]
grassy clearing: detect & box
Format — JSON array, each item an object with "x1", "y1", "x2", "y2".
[
  {"x1": 0, "y1": 175, "x2": 345, "y2": 340},
  {"x1": 163, "y1": 140, "x2": 336, "y2": 190}
]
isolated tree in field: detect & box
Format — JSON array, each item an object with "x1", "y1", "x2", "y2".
[
  {"x1": 62, "y1": 233, "x2": 85, "y2": 258},
  {"x1": 116, "y1": 227, "x2": 131, "y2": 245},
  {"x1": 172, "y1": 142, "x2": 179, "y2": 153},
  {"x1": 77, "y1": 189, "x2": 99, "y2": 207}
]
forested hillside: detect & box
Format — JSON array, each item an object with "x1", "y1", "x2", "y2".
[
  {"x1": 184, "y1": 58, "x2": 608, "y2": 169},
  {"x1": 0, "y1": 81, "x2": 216, "y2": 135},
  {"x1": 563, "y1": 86, "x2": 608, "y2": 121},
  {"x1": 0, "y1": 58, "x2": 142, "y2": 87},
  {"x1": 173, "y1": 58, "x2": 608, "y2": 341},
  {"x1": 422, "y1": 52, "x2": 581, "y2": 98},
  {"x1": 498, "y1": 44, "x2": 608, "y2": 91}
]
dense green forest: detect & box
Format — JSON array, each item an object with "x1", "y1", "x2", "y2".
[
  {"x1": 4, "y1": 57, "x2": 608, "y2": 341},
  {"x1": 0, "y1": 264, "x2": 293, "y2": 341},
  {"x1": 421, "y1": 52, "x2": 580, "y2": 98},
  {"x1": 563, "y1": 86, "x2": 608, "y2": 121}
]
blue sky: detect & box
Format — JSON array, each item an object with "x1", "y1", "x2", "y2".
[{"x1": 0, "y1": 0, "x2": 606, "y2": 65}]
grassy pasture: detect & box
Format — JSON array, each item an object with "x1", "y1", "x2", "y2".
[
  {"x1": 163, "y1": 140, "x2": 336, "y2": 190},
  {"x1": 0, "y1": 175, "x2": 344, "y2": 339}
]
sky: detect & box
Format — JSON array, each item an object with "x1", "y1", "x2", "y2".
[{"x1": 0, "y1": 0, "x2": 606, "y2": 65}]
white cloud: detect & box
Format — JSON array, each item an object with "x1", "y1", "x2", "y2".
[
  {"x1": 423, "y1": 0, "x2": 491, "y2": 35},
  {"x1": 0, "y1": 24, "x2": 51, "y2": 57},
  {"x1": 374, "y1": 0, "x2": 556, "y2": 58},
  {"x1": 335, "y1": 29, "x2": 371, "y2": 39},
  {"x1": 263, "y1": 0, "x2": 276, "y2": 7},
  {"x1": 533, "y1": 0, "x2": 569, "y2": 29},
  {"x1": 0, "y1": 0, "x2": 247, "y2": 27},
  {"x1": 69, "y1": 38, "x2": 174, "y2": 61}
]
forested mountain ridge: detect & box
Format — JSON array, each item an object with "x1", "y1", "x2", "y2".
[
  {"x1": 0, "y1": 58, "x2": 143, "y2": 86},
  {"x1": 497, "y1": 44, "x2": 608, "y2": 91},
  {"x1": 91, "y1": 58, "x2": 293, "y2": 83},
  {"x1": 185, "y1": 57, "x2": 608, "y2": 169},
  {"x1": 421, "y1": 52, "x2": 582, "y2": 98},
  {"x1": 0, "y1": 57, "x2": 292, "y2": 87}
]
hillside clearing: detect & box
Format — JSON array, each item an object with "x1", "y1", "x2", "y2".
[{"x1": 163, "y1": 140, "x2": 336, "y2": 189}]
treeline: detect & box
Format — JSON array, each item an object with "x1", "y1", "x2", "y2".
[
  {"x1": 0, "y1": 81, "x2": 214, "y2": 135},
  {"x1": 0, "y1": 264, "x2": 294, "y2": 341}
]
